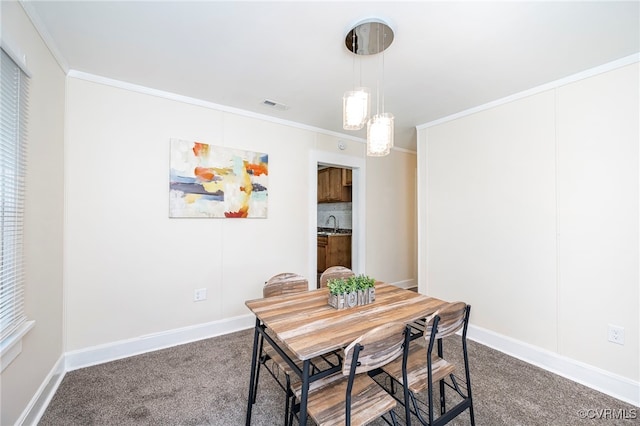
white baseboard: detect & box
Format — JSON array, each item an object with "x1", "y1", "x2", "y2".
[
  {"x1": 392, "y1": 279, "x2": 416, "y2": 290},
  {"x1": 17, "y1": 355, "x2": 65, "y2": 426},
  {"x1": 65, "y1": 313, "x2": 255, "y2": 371},
  {"x1": 467, "y1": 324, "x2": 640, "y2": 407}
]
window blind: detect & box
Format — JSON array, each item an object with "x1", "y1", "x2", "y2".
[{"x1": 0, "y1": 48, "x2": 29, "y2": 342}]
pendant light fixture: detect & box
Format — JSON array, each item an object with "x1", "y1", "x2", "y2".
[
  {"x1": 343, "y1": 19, "x2": 394, "y2": 156},
  {"x1": 343, "y1": 24, "x2": 370, "y2": 130},
  {"x1": 367, "y1": 112, "x2": 394, "y2": 156},
  {"x1": 343, "y1": 87, "x2": 370, "y2": 130}
]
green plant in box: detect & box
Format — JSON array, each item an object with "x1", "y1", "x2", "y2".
[
  {"x1": 351, "y1": 274, "x2": 375, "y2": 290},
  {"x1": 327, "y1": 275, "x2": 375, "y2": 295},
  {"x1": 327, "y1": 278, "x2": 348, "y2": 295}
]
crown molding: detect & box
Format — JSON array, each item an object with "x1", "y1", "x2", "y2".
[{"x1": 19, "y1": 0, "x2": 69, "y2": 73}]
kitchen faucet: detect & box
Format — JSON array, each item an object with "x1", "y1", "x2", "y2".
[{"x1": 326, "y1": 215, "x2": 338, "y2": 233}]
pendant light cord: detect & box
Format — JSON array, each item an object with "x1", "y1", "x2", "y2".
[
  {"x1": 381, "y1": 27, "x2": 385, "y2": 114},
  {"x1": 376, "y1": 24, "x2": 381, "y2": 116},
  {"x1": 352, "y1": 29, "x2": 357, "y2": 89}
]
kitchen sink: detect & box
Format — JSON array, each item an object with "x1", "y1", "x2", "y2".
[{"x1": 318, "y1": 230, "x2": 352, "y2": 236}]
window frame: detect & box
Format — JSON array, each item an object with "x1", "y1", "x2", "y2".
[{"x1": 0, "y1": 43, "x2": 34, "y2": 372}]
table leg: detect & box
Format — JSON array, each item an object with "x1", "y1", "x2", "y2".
[
  {"x1": 245, "y1": 318, "x2": 261, "y2": 425},
  {"x1": 298, "y1": 359, "x2": 310, "y2": 425}
]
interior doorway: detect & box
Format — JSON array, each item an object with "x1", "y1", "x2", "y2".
[
  {"x1": 308, "y1": 150, "x2": 365, "y2": 289},
  {"x1": 316, "y1": 165, "x2": 354, "y2": 287}
]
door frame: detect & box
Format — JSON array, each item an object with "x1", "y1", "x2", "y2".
[{"x1": 308, "y1": 150, "x2": 366, "y2": 288}]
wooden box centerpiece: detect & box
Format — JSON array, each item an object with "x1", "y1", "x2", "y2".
[{"x1": 327, "y1": 275, "x2": 376, "y2": 309}]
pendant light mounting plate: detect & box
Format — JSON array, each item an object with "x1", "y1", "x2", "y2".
[{"x1": 345, "y1": 19, "x2": 394, "y2": 55}]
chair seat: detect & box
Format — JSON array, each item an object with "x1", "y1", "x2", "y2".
[
  {"x1": 264, "y1": 336, "x2": 340, "y2": 383},
  {"x1": 290, "y1": 369, "x2": 346, "y2": 399},
  {"x1": 305, "y1": 373, "x2": 397, "y2": 426},
  {"x1": 382, "y1": 340, "x2": 455, "y2": 394},
  {"x1": 263, "y1": 343, "x2": 303, "y2": 378}
]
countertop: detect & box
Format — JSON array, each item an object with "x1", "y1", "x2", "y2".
[{"x1": 317, "y1": 227, "x2": 352, "y2": 236}]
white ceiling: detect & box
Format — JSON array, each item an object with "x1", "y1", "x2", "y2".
[{"x1": 20, "y1": 1, "x2": 640, "y2": 152}]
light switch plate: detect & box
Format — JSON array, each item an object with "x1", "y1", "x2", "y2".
[{"x1": 194, "y1": 288, "x2": 207, "y2": 302}]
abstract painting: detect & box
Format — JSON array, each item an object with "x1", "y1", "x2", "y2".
[{"x1": 169, "y1": 139, "x2": 268, "y2": 218}]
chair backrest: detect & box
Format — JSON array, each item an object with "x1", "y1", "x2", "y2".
[
  {"x1": 263, "y1": 272, "x2": 308, "y2": 298},
  {"x1": 342, "y1": 322, "x2": 407, "y2": 376},
  {"x1": 418, "y1": 302, "x2": 472, "y2": 426},
  {"x1": 319, "y1": 266, "x2": 355, "y2": 288},
  {"x1": 424, "y1": 301, "x2": 468, "y2": 341}
]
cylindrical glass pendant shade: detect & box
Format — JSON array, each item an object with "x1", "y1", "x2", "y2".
[
  {"x1": 367, "y1": 113, "x2": 394, "y2": 156},
  {"x1": 343, "y1": 88, "x2": 370, "y2": 130}
]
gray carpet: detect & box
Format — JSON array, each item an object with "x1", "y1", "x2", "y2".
[{"x1": 39, "y1": 328, "x2": 637, "y2": 425}]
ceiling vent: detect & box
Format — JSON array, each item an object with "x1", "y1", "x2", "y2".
[{"x1": 261, "y1": 99, "x2": 289, "y2": 111}]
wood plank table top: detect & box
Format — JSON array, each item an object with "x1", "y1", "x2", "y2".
[{"x1": 245, "y1": 282, "x2": 447, "y2": 360}]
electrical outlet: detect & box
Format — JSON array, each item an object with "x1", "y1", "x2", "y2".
[
  {"x1": 608, "y1": 324, "x2": 625, "y2": 345},
  {"x1": 194, "y1": 288, "x2": 207, "y2": 302}
]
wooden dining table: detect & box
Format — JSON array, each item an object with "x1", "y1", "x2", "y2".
[{"x1": 244, "y1": 282, "x2": 447, "y2": 425}]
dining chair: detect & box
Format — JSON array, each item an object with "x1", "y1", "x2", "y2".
[
  {"x1": 381, "y1": 302, "x2": 475, "y2": 425},
  {"x1": 319, "y1": 265, "x2": 355, "y2": 288},
  {"x1": 253, "y1": 272, "x2": 340, "y2": 425},
  {"x1": 289, "y1": 322, "x2": 409, "y2": 426},
  {"x1": 263, "y1": 272, "x2": 309, "y2": 297}
]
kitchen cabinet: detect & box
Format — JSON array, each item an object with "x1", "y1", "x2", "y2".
[
  {"x1": 342, "y1": 168, "x2": 352, "y2": 186},
  {"x1": 317, "y1": 167, "x2": 352, "y2": 203},
  {"x1": 318, "y1": 167, "x2": 351, "y2": 203},
  {"x1": 317, "y1": 234, "x2": 351, "y2": 274}
]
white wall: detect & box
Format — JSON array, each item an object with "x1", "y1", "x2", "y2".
[
  {"x1": 419, "y1": 63, "x2": 639, "y2": 398},
  {"x1": 64, "y1": 76, "x2": 418, "y2": 351},
  {"x1": 556, "y1": 64, "x2": 639, "y2": 377},
  {"x1": 366, "y1": 152, "x2": 418, "y2": 286},
  {"x1": 0, "y1": 2, "x2": 66, "y2": 425},
  {"x1": 424, "y1": 91, "x2": 558, "y2": 349}
]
